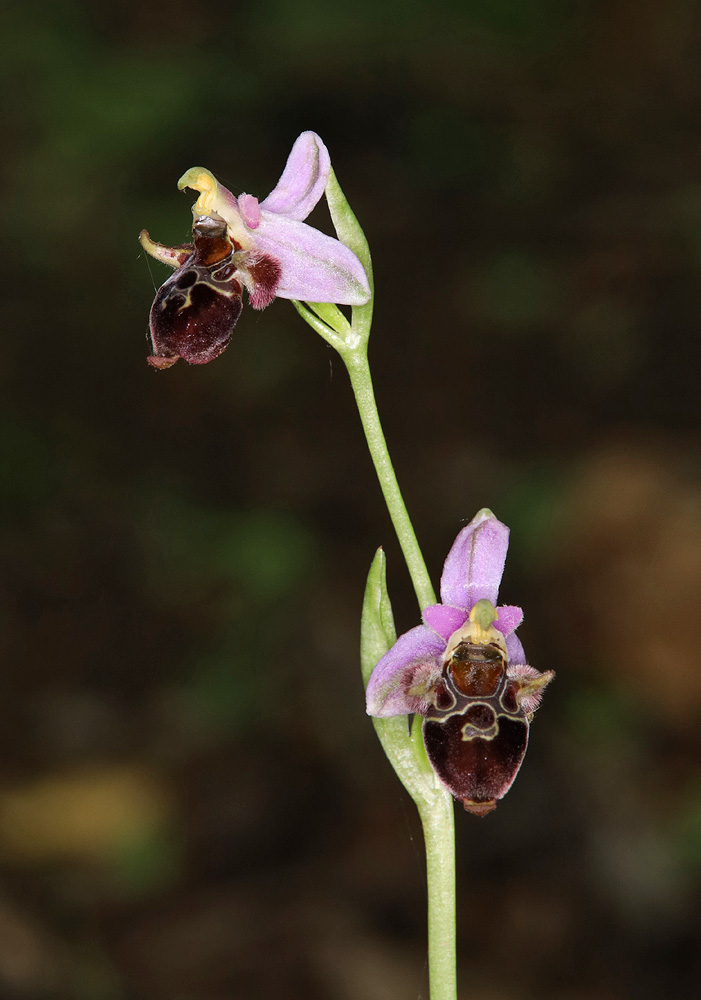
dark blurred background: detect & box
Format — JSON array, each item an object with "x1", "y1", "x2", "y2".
[{"x1": 1, "y1": 0, "x2": 700, "y2": 997}]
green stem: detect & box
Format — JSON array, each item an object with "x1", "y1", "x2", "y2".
[
  {"x1": 308, "y1": 168, "x2": 454, "y2": 999},
  {"x1": 348, "y1": 346, "x2": 455, "y2": 999},
  {"x1": 343, "y1": 349, "x2": 437, "y2": 610},
  {"x1": 418, "y1": 793, "x2": 457, "y2": 1000}
]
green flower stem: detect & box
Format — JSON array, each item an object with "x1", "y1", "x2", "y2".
[
  {"x1": 418, "y1": 792, "x2": 457, "y2": 1000},
  {"x1": 350, "y1": 355, "x2": 455, "y2": 999},
  {"x1": 344, "y1": 349, "x2": 436, "y2": 611},
  {"x1": 362, "y1": 557, "x2": 457, "y2": 1000},
  {"x1": 303, "y1": 166, "x2": 455, "y2": 1000}
]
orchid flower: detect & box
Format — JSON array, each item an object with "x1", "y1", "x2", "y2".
[
  {"x1": 366, "y1": 509, "x2": 553, "y2": 814},
  {"x1": 140, "y1": 131, "x2": 371, "y2": 368}
]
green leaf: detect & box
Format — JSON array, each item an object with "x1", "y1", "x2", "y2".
[{"x1": 360, "y1": 549, "x2": 449, "y2": 809}]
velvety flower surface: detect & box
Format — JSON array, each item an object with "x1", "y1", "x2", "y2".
[
  {"x1": 140, "y1": 131, "x2": 371, "y2": 368},
  {"x1": 366, "y1": 509, "x2": 543, "y2": 718},
  {"x1": 366, "y1": 508, "x2": 553, "y2": 814}
]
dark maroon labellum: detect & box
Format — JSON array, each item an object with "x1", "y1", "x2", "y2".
[
  {"x1": 148, "y1": 217, "x2": 243, "y2": 369},
  {"x1": 423, "y1": 640, "x2": 531, "y2": 816}
]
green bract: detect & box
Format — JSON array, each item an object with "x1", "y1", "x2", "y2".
[
  {"x1": 293, "y1": 167, "x2": 374, "y2": 357},
  {"x1": 361, "y1": 548, "x2": 450, "y2": 809}
]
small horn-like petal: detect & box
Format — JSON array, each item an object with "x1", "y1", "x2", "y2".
[
  {"x1": 238, "y1": 193, "x2": 261, "y2": 229},
  {"x1": 494, "y1": 605, "x2": 524, "y2": 637},
  {"x1": 422, "y1": 604, "x2": 469, "y2": 641}
]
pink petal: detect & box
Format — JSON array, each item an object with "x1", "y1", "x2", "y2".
[
  {"x1": 254, "y1": 211, "x2": 370, "y2": 304},
  {"x1": 440, "y1": 509, "x2": 509, "y2": 610},
  {"x1": 423, "y1": 604, "x2": 468, "y2": 641},
  {"x1": 365, "y1": 625, "x2": 445, "y2": 718},
  {"x1": 238, "y1": 193, "x2": 261, "y2": 229},
  {"x1": 495, "y1": 605, "x2": 524, "y2": 637},
  {"x1": 505, "y1": 631, "x2": 526, "y2": 665},
  {"x1": 259, "y1": 131, "x2": 330, "y2": 222}
]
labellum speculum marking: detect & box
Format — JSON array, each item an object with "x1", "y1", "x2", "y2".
[
  {"x1": 146, "y1": 215, "x2": 244, "y2": 369},
  {"x1": 422, "y1": 633, "x2": 540, "y2": 817}
]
